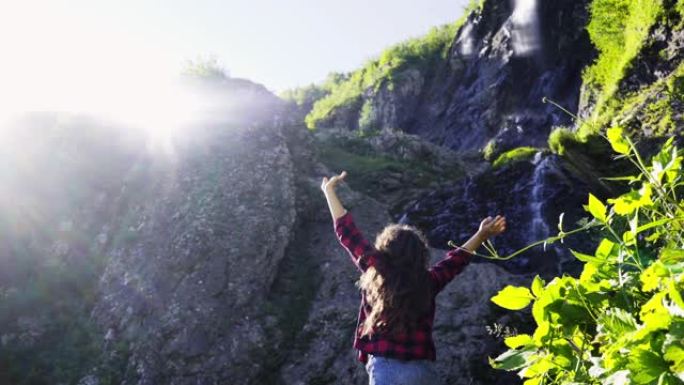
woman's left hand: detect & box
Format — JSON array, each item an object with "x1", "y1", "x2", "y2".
[{"x1": 478, "y1": 215, "x2": 507, "y2": 239}]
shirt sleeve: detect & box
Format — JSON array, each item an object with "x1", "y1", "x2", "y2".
[
  {"x1": 334, "y1": 211, "x2": 377, "y2": 272},
  {"x1": 428, "y1": 247, "x2": 473, "y2": 293}
]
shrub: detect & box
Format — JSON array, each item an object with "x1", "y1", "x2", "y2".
[
  {"x1": 181, "y1": 55, "x2": 228, "y2": 79},
  {"x1": 279, "y1": 84, "x2": 328, "y2": 107},
  {"x1": 488, "y1": 127, "x2": 684, "y2": 384}
]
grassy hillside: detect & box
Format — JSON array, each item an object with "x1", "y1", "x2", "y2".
[
  {"x1": 280, "y1": 1, "x2": 484, "y2": 130},
  {"x1": 578, "y1": 0, "x2": 684, "y2": 137}
]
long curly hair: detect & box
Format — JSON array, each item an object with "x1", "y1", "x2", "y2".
[{"x1": 358, "y1": 223, "x2": 432, "y2": 337}]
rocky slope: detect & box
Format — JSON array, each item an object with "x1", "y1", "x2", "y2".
[
  {"x1": 0, "y1": 76, "x2": 534, "y2": 385},
  {"x1": 4, "y1": 1, "x2": 684, "y2": 384},
  {"x1": 303, "y1": 0, "x2": 594, "y2": 155}
]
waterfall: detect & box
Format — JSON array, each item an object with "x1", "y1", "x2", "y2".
[
  {"x1": 529, "y1": 153, "x2": 550, "y2": 244},
  {"x1": 458, "y1": 22, "x2": 476, "y2": 57},
  {"x1": 510, "y1": 0, "x2": 541, "y2": 56}
]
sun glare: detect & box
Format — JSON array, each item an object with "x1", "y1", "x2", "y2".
[{"x1": 0, "y1": 1, "x2": 209, "y2": 154}]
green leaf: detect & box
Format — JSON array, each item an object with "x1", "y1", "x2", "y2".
[
  {"x1": 584, "y1": 193, "x2": 607, "y2": 222},
  {"x1": 531, "y1": 275, "x2": 545, "y2": 298},
  {"x1": 607, "y1": 126, "x2": 630, "y2": 155},
  {"x1": 518, "y1": 356, "x2": 554, "y2": 378},
  {"x1": 668, "y1": 280, "x2": 684, "y2": 309},
  {"x1": 597, "y1": 308, "x2": 638, "y2": 336},
  {"x1": 661, "y1": 249, "x2": 684, "y2": 264},
  {"x1": 623, "y1": 230, "x2": 636, "y2": 246},
  {"x1": 627, "y1": 349, "x2": 670, "y2": 384},
  {"x1": 504, "y1": 334, "x2": 534, "y2": 349},
  {"x1": 639, "y1": 291, "x2": 671, "y2": 333},
  {"x1": 532, "y1": 321, "x2": 551, "y2": 345},
  {"x1": 664, "y1": 335, "x2": 684, "y2": 375},
  {"x1": 489, "y1": 347, "x2": 534, "y2": 370},
  {"x1": 595, "y1": 239, "x2": 617, "y2": 261},
  {"x1": 491, "y1": 286, "x2": 534, "y2": 310},
  {"x1": 608, "y1": 184, "x2": 653, "y2": 216},
  {"x1": 571, "y1": 249, "x2": 602, "y2": 263},
  {"x1": 641, "y1": 261, "x2": 669, "y2": 292}
]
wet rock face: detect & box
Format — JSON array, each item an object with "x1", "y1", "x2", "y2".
[
  {"x1": 401, "y1": 154, "x2": 592, "y2": 277},
  {"x1": 410, "y1": 0, "x2": 593, "y2": 153},
  {"x1": 324, "y1": 0, "x2": 594, "y2": 155}
]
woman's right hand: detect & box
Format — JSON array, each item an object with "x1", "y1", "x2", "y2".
[{"x1": 321, "y1": 171, "x2": 347, "y2": 193}]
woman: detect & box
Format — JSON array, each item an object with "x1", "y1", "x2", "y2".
[{"x1": 321, "y1": 170, "x2": 506, "y2": 385}]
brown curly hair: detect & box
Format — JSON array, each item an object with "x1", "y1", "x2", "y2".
[{"x1": 358, "y1": 224, "x2": 432, "y2": 337}]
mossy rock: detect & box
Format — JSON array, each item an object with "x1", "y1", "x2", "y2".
[{"x1": 491, "y1": 147, "x2": 540, "y2": 169}]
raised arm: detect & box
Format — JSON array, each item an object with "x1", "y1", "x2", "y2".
[
  {"x1": 322, "y1": 171, "x2": 348, "y2": 220},
  {"x1": 322, "y1": 171, "x2": 376, "y2": 271},
  {"x1": 430, "y1": 215, "x2": 506, "y2": 292}
]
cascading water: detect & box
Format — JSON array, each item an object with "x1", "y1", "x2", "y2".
[
  {"x1": 510, "y1": 0, "x2": 541, "y2": 56},
  {"x1": 529, "y1": 152, "x2": 550, "y2": 244},
  {"x1": 457, "y1": 22, "x2": 476, "y2": 57}
]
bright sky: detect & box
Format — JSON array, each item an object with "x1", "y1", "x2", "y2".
[{"x1": 0, "y1": 0, "x2": 469, "y2": 124}]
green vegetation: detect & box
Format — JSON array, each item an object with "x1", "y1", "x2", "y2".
[
  {"x1": 280, "y1": 83, "x2": 328, "y2": 107},
  {"x1": 578, "y1": 0, "x2": 684, "y2": 138},
  {"x1": 358, "y1": 99, "x2": 376, "y2": 131},
  {"x1": 489, "y1": 128, "x2": 684, "y2": 384},
  {"x1": 580, "y1": 0, "x2": 663, "y2": 136},
  {"x1": 316, "y1": 137, "x2": 462, "y2": 197},
  {"x1": 0, "y1": 250, "x2": 126, "y2": 385},
  {"x1": 305, "y1": 1, "x2": 484, "y2": 129},
  {"x1": 607, "y1": 62, "x2": 684, "y2": 136},
  {"x1": 548, "y1": 127, "x2": 581, "y2": 155},
  {"x1": 492, "y1": 147, "x2": 539, "y2": 169},
  {"x1": 280, "y1": 74, "x2": 349, "y2": 108},
  {"x1": 483, "y1": 139, "x2": 498, "y2": 161},
  {"x1": 182, "y1": 55, "x2": 228, "y2": 79}
]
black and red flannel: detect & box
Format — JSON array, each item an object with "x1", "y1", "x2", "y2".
[{"x1": 334, "y1": 211, "x2": 472, "y2": 364}]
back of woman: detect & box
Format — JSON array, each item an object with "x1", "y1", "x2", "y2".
[{"x1": 321, "y1": 171, "x2": 506, "y2": 385}]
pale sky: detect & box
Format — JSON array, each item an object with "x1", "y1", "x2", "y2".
[{"x1": 0, "y1": 0, "x2": 469, "y2": 119}]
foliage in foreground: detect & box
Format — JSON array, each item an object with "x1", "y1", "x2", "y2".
[{"x1": 489, "y1": 128, "x2": 684, "y2": 384}]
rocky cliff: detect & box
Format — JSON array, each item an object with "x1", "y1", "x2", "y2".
[{"x1": 4, "y1": 0, "x2": 684, "y2": 384}]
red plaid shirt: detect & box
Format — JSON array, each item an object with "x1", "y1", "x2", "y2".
[{"x1": 334, "y1": 211, "x2": 472, "y2": 364}]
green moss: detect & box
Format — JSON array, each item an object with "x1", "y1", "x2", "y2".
[
  {"x1": 580, "y1": 0, "x2": 664, "y2": 137},
  {"x1": 305, "y1": 1, "x2": 483, "y2": 129},
  {"x1": 585, "y1": 62, "x2": 684, "y2": 138},
  {"x1": 548, "y1": 127, "x2": 581, "y2": 155},
  {"x1": 482, "y1": 139, "x2": 498, "y2": 161},
  {"x1": 491, "y1": 147, "x2": 539, "y2": 169}
]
